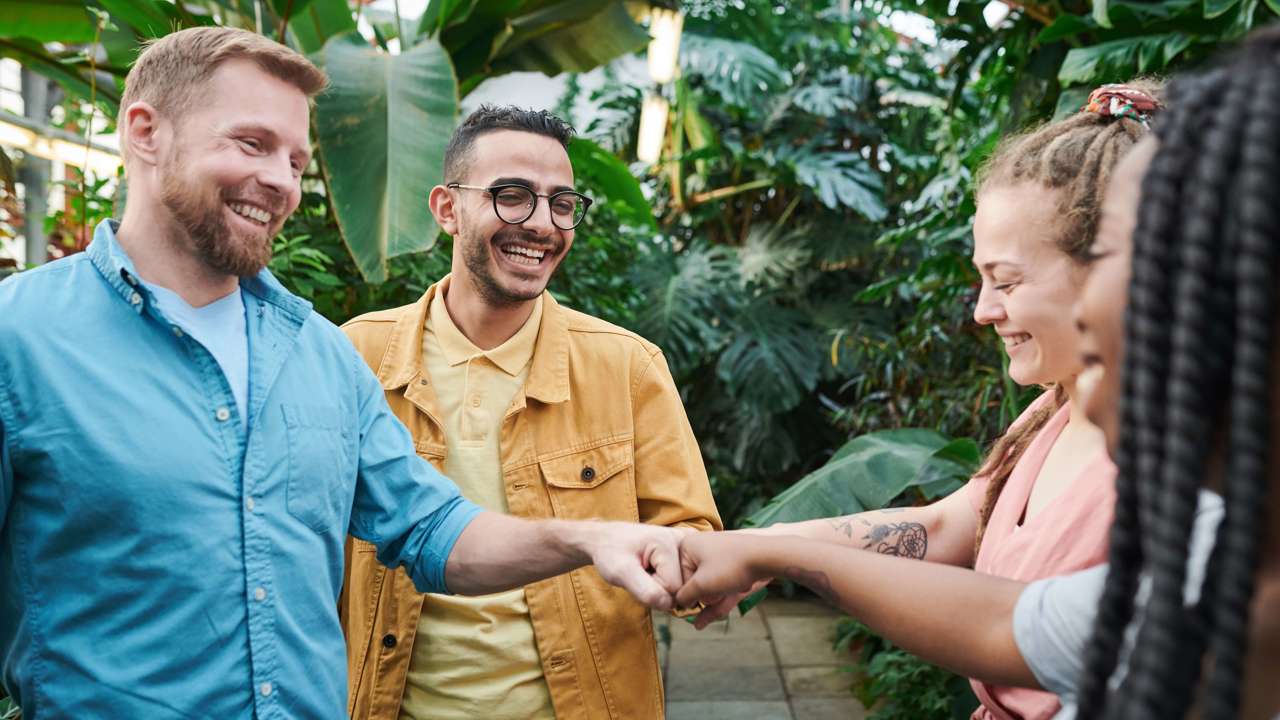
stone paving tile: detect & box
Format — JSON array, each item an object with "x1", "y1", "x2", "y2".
[
  {"x1": 782, "y1": 666, "x2": 856, "y2": 697},
  {"x1": 664, "y1": 664, "x2": 787, "y2": 701},
  {"x1": 668, "y1": 607, "x2": 769, "y2": 640},
  {"x1": 790, "y1": 696, "x2": 868, "y2": 720},
  {"x1": 768, "y1": 616, "x2": 850, "y2": 666},
  {"x1": 759, "y1": 595, "x2": 837, "y2": 617},
  {"x1": 666, "y1": 700, "x2": 793, "y2": 720},
  {"x1": 668, "y1": 638, "x2": 779, "y2": 669}
]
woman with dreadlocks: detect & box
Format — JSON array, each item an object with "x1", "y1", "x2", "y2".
[
  {"x1": 697, "y1": 82, "x2": 1162, "y2": 720},
  {"x1": 676, "y1": 26, "x2": 1280, "y2": 720}
]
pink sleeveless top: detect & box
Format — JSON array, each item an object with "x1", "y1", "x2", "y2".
[{"x1": 966, "y1": 393, "x2": 1116, "y2": 720}]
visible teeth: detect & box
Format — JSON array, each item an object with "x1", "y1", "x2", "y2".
[
  {"x1": 1003, "y1": 333, "x2": 1031, "y2": 348},
  {"x1": 502, "y1": 245, "x2": 546, "y2": 265},
  {"x1": 230, "y1": 203, "x2": 271, "y2": 224}
]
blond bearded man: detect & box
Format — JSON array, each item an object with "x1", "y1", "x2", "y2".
[
  {"x1": 339, "y1": 106, "x2": 721, "y2": 720},
  {"x1": 0, "y1": 28, "x2": 690, "y2": 719}
]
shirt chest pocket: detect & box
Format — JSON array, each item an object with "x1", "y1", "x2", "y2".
[
  {"x1": 538, "y1": 439, "x2": 637, "y2": 522},
  {"x1": 282, "y1": 403, "x2": 352, "y2": 534}
]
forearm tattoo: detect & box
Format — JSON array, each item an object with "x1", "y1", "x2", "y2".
[
  {"x1": 827, "y1": 511, "x2": 928, "y2": 559},
  {"x1": 782, "y1": 566, "x2": 840, "y2": 607},
  {"x1": 859, "y1": 517, "x2": 927, "y2": 559}
]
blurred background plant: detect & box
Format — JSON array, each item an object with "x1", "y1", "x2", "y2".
[{"x1": 2, "y1": 0, "x2": 1276, "y2": 715}]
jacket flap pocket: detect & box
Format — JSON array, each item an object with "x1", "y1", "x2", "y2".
[{"x1": 540, "y1": 440, "x2": 631, "y2": 489}]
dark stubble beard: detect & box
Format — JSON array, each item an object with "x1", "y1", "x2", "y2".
[
  {"x1": 158, "y1": 147, "x2": 279, "y2": 278},
  {"x1": 460, "y1": 223, "x2": 564, "y2": 307}
]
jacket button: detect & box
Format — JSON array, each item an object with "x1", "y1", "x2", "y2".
[
  {"x1": 581, "y1": 466, "x2": 596, "y2": 481},
  {"x1": 382, "y1": 633, "x2": 397, "y2": 649}
]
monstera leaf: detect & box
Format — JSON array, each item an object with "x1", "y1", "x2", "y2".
[
  {"x1": 716, "y1": 300, "x2": 821, "y2": 413},
  {"x1": 679, "y1": 33, "x2": 791, "y2": 108},
  {"x1": 314, "y1": 31, "x2": 458, "y2": 282},
  {"x1": 742, "y1": 429, "x2": 979, "y2": 529}
]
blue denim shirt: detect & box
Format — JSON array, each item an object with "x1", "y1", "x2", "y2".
[{"x1": 0, "y1": 220, "x2": 482, "y2": 718}]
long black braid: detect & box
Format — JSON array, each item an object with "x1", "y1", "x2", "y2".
[{"x1": 1076, "y1": 26, "x2": 1280, "y2": 720}]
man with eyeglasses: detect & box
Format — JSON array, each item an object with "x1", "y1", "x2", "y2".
[{"x1": 339, "y1": 105, "x2": 721, "y2": 720}]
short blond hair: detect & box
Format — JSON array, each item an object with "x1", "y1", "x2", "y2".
[{"x1": 118, "y1": 26, "x2": 327, "y2": 162}]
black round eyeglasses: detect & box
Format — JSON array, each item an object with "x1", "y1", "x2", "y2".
[{"x1": 447, "y1": 183, "x2": 594, "y2": 230}]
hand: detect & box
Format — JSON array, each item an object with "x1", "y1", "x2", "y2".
[
  {"x1": 676, "y1": 531, "x2": 776, "y2": 627},
  {"x1": 582, "y1": 521, "x2": 684, "y2": 612}
]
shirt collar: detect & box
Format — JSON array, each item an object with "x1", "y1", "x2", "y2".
[
  {"x1": 85, "y1": 218, "x2": 311, "y2": 322},
  {"x1": 426, "y1": 275, "x2": 543, "y2": 376},
  {"x1": 377, "y1": 278, "x2": 570, "y2": 404}
]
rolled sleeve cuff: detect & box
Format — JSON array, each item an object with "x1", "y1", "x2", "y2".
[
  {"x1": 1012, "y1": 565, "x2": 1107, "y2": 702},
  {"x1": 409, "y1": 496, "x2": 484, "y2": 595}
]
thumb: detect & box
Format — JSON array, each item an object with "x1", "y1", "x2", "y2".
[
  {"x1": 675, "y1": 572, "x2": 708, "y2": 609},
  {"x1": 611, "y1": 561, "x2": 675, "y2": 611}
]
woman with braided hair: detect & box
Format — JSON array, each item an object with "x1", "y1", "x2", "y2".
[
  {"x1": 695, "y1": 81, "x2": 1163, "y2": 720},
  {"x1": 1072, "y1": 25, "x2": 1280, "y2": 720}
]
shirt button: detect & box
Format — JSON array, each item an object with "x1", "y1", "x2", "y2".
[
  {"x1": 260, "y1": 682, "x2": 273, "y2": 697},
  {"x1": 470, "y1": 396, "x2": 481, "y2": 408},
  {"x1": 246, "y1": 497, "x2": 255, "y2": 512},
  {"x1": 382, "y1": 633, "x2": 397, "y2": 649},
  {"x1": 254, "y1": 587, "x2": 267, "y2": 602},
  {"x1": 172, "y1": 326, "x2": 184, "y2": 338},
  {"x1": 581, "y1": 466, "x2": 596, "y2": 481},
  {"x1": 129, "y1": 291, "x2": 142, "y2": 305},
  {"x1": 215, "y1": 407, "x2": 231, "y2": 422}
]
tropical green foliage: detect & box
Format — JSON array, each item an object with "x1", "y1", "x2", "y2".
[
  {"x1": 0, "y1": 0, "x2": 654, "y2": 280},
  {"x1": 838, "y1": 617, "x2": 981, "y2": 720}
]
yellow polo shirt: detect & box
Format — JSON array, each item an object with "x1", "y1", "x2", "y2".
[{"x1": 398, "y1": 278, "x2": 553, "y2": 720}]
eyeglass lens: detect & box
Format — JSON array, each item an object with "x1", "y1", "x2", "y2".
[{"x1": 492, "y1": 186, "x2": 587, "y2": 229}]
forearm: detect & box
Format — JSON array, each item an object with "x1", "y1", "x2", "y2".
[
  {"x1": 444, "y1": 512, "x2": 592, "y2": 595},
  {"x1": 759, "y1": 537, "x2": 1037, "y2": 688}
]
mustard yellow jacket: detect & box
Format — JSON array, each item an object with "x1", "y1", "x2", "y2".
[{"x1": 338, "y1": 282, "x2": 722, "y2": 720}]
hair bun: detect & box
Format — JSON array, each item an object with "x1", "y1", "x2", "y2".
[{"x1": 1083, "y1": 84, "x2": 1162, "y2": 125}]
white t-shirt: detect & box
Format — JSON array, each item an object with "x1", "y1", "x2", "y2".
[{"x1": 1012, "y1": 490, "x2": 1225, "y2": 718}]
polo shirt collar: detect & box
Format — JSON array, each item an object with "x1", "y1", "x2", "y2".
[{"x1": 427, "y1": 275, "x2": 542, "y2": 376}]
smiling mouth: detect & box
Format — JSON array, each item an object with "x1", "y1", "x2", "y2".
[
  {"x1": 227, "y1": 202, "x2": 273, "y2": 227},
  {"x1": 1002, "y1": 333, "x2": 1031, "y2": 349},
  {"x1": 497, "y1": 241, "x2": 551, "y2": 268}
]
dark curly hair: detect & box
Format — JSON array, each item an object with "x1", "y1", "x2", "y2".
[
  {"x1": 443, "y1": 104, "x2": 575, "y2": 184},
  {"x1": 1075, "y1": 25, "x2": 1280, "y2": 720}
]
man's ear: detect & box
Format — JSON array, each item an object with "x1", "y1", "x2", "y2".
[
  {"x1": 429, "y1": 185, "x2": 460, "y2": 236},
  {"x1": 122, "y1": 101, "x2": 164, "y2": 168}
]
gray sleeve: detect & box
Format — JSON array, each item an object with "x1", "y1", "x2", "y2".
[{"x1": 1012, "y1": 564, "x2": 1109, "y2": 702}]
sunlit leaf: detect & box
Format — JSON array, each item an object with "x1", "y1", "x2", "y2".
[
  {"x1": 742, "y1": 430, "x2": 973, "y2": 529},
  {"x1": 314, "y1": 32, "x2": 458, "y2": 282},
  {"x1": 679, "y1": 33, "x2": 791, "y2": 108},
  {"x1": 0, "y1": 0, "x2": 96, "y2": 43}
]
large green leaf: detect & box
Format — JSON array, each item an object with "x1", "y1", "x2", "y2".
[
  {"x1": 1036, "y1": 14, "x2": 1092, "y2": 43},
  {"x1": 288, "y1": 0, "x2": 357, "y2": 54},
  {"x1": 1205, "y1": 0, "x2": 1242, "y2": 17},
  {"x1": 716, "y1": 300, "x2": 821, "y2": 413},
  {"x1": 566, "y1": 137, "x2": 656, "y2": 231},
  {"x1": 1092, "y1": 0, "x2": 1113, "y2": 27},
  {"x1": 488, "y1": 2, "x2": 649, "y2": 77},
  {"x1": 742, "y1": 429, "x2": 973, "y2": 529},
  {"x1": 418, "y1": 0, "x2": 480, "y2": 38},
  {"x1": 1267, "y1": 0, "x2": 1280, "y2": 15},
  {"x1": 1, "y1": 0, "x2": 96, "y2": 43},
  {"x1": 790, "y1": 150, "x2": 887, "y2": 221},
  {"x1": 96, "y1": 0, "x2": 175, "y2": 38},
  {"x1": 679, "y1": 33, "x2": 791, "y2": 108},
  {"x1": 315, "y1": 32, "x2": 458, "y2": 282},
  {"x1": 1058, "y1": 33, "x2": 1191, "y2": 85},
  {"x1": 269, "y1": 0, "x2": 317, "y2": 23}
]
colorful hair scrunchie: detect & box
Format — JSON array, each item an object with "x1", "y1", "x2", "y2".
[{"x1": 1083, "y1": 84, "x2": 1162, "y2": 126}]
